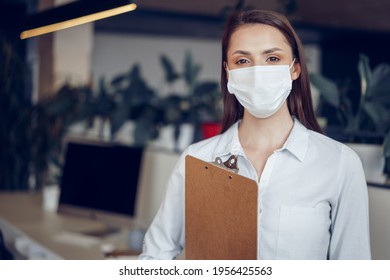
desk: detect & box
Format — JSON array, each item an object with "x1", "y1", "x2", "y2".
[{"x1": 0, "y1": 192, "x2": 138, "y2": 259}]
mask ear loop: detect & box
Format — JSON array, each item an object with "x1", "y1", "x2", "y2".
[
  {"x1": 224, "y1": 62, "x2": 230, "y2": 80},
  {"x1": 224, "y1": 62, "x2": 229, "y2": 71},
  {"x1": 289, "y1": 58, "x2": 296, "y2": 69}
]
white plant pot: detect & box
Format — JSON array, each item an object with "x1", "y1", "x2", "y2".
[
  {"x1": 150, "y1": 123, "x2": 194, "y2": 152},
  {"x1": 42, "y1": 185, "x2": 60, "y2": 212},
  {"x1": 346, "y1": 143, "x2": 386, "y2": 185}
]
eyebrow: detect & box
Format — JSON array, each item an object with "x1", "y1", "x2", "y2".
[
  {"x1": 231, "y1": 50, "x2": 251, "y2": 56},
  {"x1": 262, "y1": 47, "x2": 283, "y2": 54},
  {"x1": 231, "y1": 47, "x2": 283, "y2": 56}
]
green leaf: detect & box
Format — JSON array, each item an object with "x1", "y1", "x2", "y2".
[
  {"x1": 310, "y1": 73, "x2": 339, "y2": 107},
  {"x1": 160, "y1": 55, "x2": 180, "y2": 83},
  {"x1": 128, "y1": 64, "x2": 141, "y2": 79},
  {"x1": 368, "y1": 63, "x2": 390, "y2": 103},
  {"x1": 184, "y1": 51, "x2": 201, "y2": 89},
  {"x1": 133, "y1": 119, "x2": 158, "y2": 146},
  {"x1": 163, "y1": 95, "x2": 183, "y2": 124},
  {"x1": 364, "y1": 102, "x2": 390, "y2": 132},
  {"x1": 98, "y1": 77, "x2": 108, "y2": 99},
  {"x1": 338, "y1": 96, "x2": 355, "y2": 128},
  {"x1": 384, "y1": 131, "x2": 390, "y2": 157},
  {"x1": 111, "y1": 74, "x2": 128, "y2": 88},
  {"x1": 383, "y1": 157, "x2": 390, "y2": 178},
  {"x1": 357, "y1": 53, "x2": 372, "y2": 97},
  {"x1": 193, "y1": 81, "x2": 219, "y2": 96},
  {"x1": 110, "y1": 105, "x2": 128, "y2": 137}
]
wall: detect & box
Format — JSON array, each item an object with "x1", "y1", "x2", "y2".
[
  {"x1": 135, "y1": 149, "x2": 180, "y2": 229},
  {"x1": 91, "y1": 32, "x2": 220, "y2": 95},
  {"x1": 139, "y1": 0, "x2": 390, "y2": 32},
  {"x1": 53, "y1": 23, "x2": 93, "y2": 90},
  {"x1": 33, "y1": 0, "x2": 93, "y2": 100},
  {"x1": 368, "y1": 186, "x2": 390, "y2": 260}
]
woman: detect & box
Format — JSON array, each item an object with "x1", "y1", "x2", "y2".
[{"x1": 139, "y1": 10, "x2": 371, "y2": 260}]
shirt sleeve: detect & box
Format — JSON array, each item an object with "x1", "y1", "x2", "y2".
[
  {"x1": 328, "y1": 145, "x2": 371, "y2": 260},
  {"x1": 138, "y1": 149, "x2": 188, "y2": 260}
]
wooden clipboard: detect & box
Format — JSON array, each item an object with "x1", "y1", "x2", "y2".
[{"x1": 185, "y1": 155, "x2": 258, "y2": 260}]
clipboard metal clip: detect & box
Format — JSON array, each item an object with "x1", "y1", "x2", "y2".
[{"x1": 212, "y1": 155, "x2": 239, "y2": 173}]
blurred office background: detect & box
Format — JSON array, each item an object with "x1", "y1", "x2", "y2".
[{"x1": 1, "y1": 0, "x2": 390, "y2": 259}]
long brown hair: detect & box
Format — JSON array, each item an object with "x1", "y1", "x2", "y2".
[{"x1": 220, "y1": 10, "x2": 322, "y2": 133}]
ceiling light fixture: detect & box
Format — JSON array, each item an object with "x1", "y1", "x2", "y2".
[{"x1": 20, "y1": 0, "x2": 137, "y2": 39}]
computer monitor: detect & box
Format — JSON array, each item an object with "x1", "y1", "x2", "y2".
[{"x1": 58, "y1": 140, "x2": 144, "y2": 235}]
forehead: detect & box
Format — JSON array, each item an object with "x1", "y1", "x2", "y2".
[{"x1": 228, "y1": 23, "x2": 291, "y2": 53}]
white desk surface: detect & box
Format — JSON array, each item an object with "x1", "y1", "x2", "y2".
[{"x1": 0, "y1": 192, "x2": 137, "y2": 259}]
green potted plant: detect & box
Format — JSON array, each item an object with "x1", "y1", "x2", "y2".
[
  {"x1": 158, "y1": 51, "x2": 222, "y2": 150},
  {"x1": 106, "y1": 63, "x2": 162, "y2": 146},
  {"x1": 30, "y1": 84, "x2": 95, "y2": 189},
  {"x1": 2, "y1": 31, "x2": 221, "y2": 191},
  {"x1": 0, "y1": 35, "x2": 31, "y2": 191},
  {"x1": 1, "y1": 33, "x2": 99, "y2": 191},
  {"x1": 106, "y1": 51, "x2": 222, "y2": 151},
  {"x1": 311, "y1": 54, "x2": 390, "y2": 184}
]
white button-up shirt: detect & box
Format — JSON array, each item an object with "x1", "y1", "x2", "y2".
[{"x1": 139, "y1": 119, "x2": 371, "y2": 259}]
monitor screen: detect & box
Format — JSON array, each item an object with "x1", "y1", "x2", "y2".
[{"x1": 58, "y1": 140, "x2": 144, "y2": 230}]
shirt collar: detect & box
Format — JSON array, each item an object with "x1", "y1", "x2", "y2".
[
  {"x1": 212, "y1": 118, "x2": 309, "y2": 162},
  {"x1": 212, "y1": 121, "x2": 242, "y2": 160},
  {"x1": 282, "y1": 118, "x2": 309, "y2": 162}
]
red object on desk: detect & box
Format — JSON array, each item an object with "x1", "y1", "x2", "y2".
[{"x1": 201, "y1": 122, "x2": 222, "y2": 139}]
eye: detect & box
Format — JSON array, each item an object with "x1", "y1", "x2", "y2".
[
  {"x1": 236, "y1": 58, "x2": 250, "y2": 65},
  {"x1": 266, "y1": 56, "x2": 280, "y2": 63}
]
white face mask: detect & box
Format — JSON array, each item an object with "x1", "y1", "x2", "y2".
[{"x1": 227, "y1": 61, "x2": 294, "y2": 118}]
